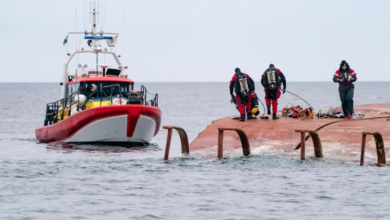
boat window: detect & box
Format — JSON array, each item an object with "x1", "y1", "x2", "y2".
[
  {"x1": 79, "y1": 82, "x2": 100, "y2": 98},
  {"x1": 101, "y1": 82, "x2": 133, "y2": 97},
  {"x1": 66, "y1": 83, "x2": 80, "y2": 97},
  {"x1": 79, "y1": 82, "x2": 133, "y2": 98}
]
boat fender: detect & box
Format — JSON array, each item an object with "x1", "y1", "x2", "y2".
[
  {"x1": 71, "y1": 107, "x2": 81, "y2": 115},
  {"x1": 74, "y1": 94, "x2": 86, "y2": 105}
]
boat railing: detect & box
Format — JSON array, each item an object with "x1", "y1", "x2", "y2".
[
  {"x1": 141, "y1": 85, "x2": 158, "y2": 107},
  {"x1": 44, "y1": 85, "x2": 158, "y2": 126},
  {"x1": 44, "y1": 91, "x2": 86, "y2": 126}
]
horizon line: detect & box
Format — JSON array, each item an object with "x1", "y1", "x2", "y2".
[{"x1": 0, "y1": 81, "x2": 388, "y2": 83}]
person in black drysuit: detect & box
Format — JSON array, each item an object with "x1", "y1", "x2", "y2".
[
  {"x1": 333, "y1": 60, "x2": 357, "y2": 119},
  {"x1": 229, "y1": 68, "x2": 256, "y2": 121}
]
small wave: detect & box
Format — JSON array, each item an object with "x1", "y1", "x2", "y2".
[
  {"x1": 133, "y1": 214, "x2": 163, "y2": 219},
  {"x1": 5, "y1": 138, "x2": 38, "y2": 143}
]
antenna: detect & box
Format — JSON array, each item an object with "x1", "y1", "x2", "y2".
[
  {"x1": 75, "y1": 7, "x2": 78, "y2": 71},
  {"x1": 122, "y1": 7, "x2": 125, "y2": 63},
  {"x1": 83, "y1": 0, "x2": 86, "y2": 32},
  {"x1": 97, "y1": 2, "x2": 100, "y2": 24},
  {"x1": 89, "y1": 1, "x2": 91, "y2": 24},
  {"x1": 75, "y1": 7, "x2": 77, "y2": 50},
  {"x1": 100, "y1": 1, "x2": 105, "y2": 32},
  {"x1": 102, "y1": 0, "x2": 109, "y2": 32}
]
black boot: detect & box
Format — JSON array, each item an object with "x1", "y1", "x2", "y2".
[
  {"x1": 267, "y1": 105, "x2": 271, "y2": 115},
  {"x1": 272, "y1": 113, "x2": 279, "y2": 120},
  {"x1": 260, "y1": 115, "x2": 269, "y2": 119},
  {"x1": 247, "y1": 113, "x2": 255, "y2": 120},
  {"x1": 239, "y1": 114, "x2": 245, "y2": 121}
]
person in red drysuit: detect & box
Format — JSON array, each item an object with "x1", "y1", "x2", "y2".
[
  {"x1": 333, "y1": 60, "x2": 357, "y2": 119},
  {"x1": 229, "y1": 68, "x2": 256, "y2": 121},
  {"x1": 261, "y1": 64, "x2": 287, "y2": 120}
]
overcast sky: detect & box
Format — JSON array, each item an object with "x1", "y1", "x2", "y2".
[{"x1": 1, "y1": 0, "x2": 389, "y2": 82}]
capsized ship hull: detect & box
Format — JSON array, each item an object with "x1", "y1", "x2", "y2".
[
  {"x1": 36, "y1": 105, "x2": 161, "y2": 145},
  {"x1": 189, "y1": 103, "x2": 390, "y2": 160}
]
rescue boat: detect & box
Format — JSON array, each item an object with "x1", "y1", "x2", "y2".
[{"x1": 35, "y1": 6, "x2": 161, "y2": 146}]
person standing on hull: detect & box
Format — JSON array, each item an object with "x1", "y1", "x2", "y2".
[
  {"x1": 261, "y1": 64, "x2": 287, "y2": 120},
  {"x1": 333, "y1": 60, "x2": 357, "y2": 119},
  {"x1": 230, "y1": 68, "x2": 256, "y2": 121}
]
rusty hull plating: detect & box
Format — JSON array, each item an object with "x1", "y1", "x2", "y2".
[{"x1": 186, "y1": 103, "x2": 390, "y2": 164}]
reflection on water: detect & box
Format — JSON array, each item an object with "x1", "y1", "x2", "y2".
[{"x1": 46, "y1": 143, "x2": 162, "y2": 153}]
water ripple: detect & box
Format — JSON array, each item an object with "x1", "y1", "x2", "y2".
[{"x1": 1, "y1": 83, "x2": 390, "y2": 220}]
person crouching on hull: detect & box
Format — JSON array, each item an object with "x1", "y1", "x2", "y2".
[
  {"x1": 250, "y1": 92, "x2": 261, "y2": 117},
  {"x1": 230, "y1": 68, "x2": 256, "y2": 121},
  {"x1": 261, "y1": 64, "x2": 286, "y2": 120},
  {"x1": 333, "y1": 60, "x2": 357, "y2": 119}
]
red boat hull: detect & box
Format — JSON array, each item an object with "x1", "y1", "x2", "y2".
[{"x1": 35, "y1": 105, "x2": 161, "y2": 144}]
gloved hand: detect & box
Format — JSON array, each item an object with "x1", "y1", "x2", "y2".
[
  {"x1": 339, "y1": 78, "x2": 344, "y2": 83},
  {"x1": 282, "y1": 89, "x2": 286, "y2": 94},
  {"x1": 231, "y1": 95, "x2": 236, "y2": 101}
]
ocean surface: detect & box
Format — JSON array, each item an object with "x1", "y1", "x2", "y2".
[{"x1": 1, "y1": 82, "x2": 390, "y2": 220}]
